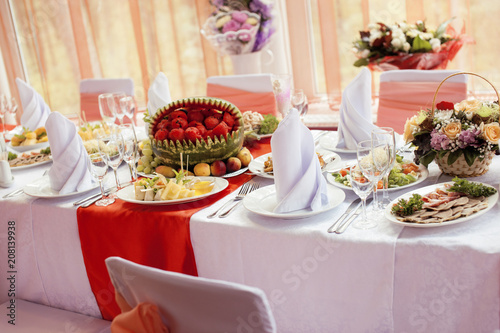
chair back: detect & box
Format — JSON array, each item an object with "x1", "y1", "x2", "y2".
[
  {"x1": 105, "y1": 256, "x2": 277, "y2": 333},
  {"x1": 207, "y1": 74, "x2": 279, "y2": 116},
  {"x1": 80, "y1": 78, "x2": 134, "y2": 122},
  {"x1": 377, "y1": 69, "x2": 467, "y2": 133}
]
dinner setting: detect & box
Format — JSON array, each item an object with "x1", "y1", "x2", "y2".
[{"x1": 1, "y1": 1, "x2": 500, "y2": 332}]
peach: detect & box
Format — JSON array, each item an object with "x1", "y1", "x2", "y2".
[
  {"x1": 193, "y1": 163, "x2": 211, "y2": 177},
  {"x1": 210, "y1": 160, "x2": 227, "y2": 177},
  {"x1": 236, "y1": 147, "x2": 252, "y2": 167},
  {"x1": 155, "y1": 165, "x2": 176, "y2": 178},
  {"x1": 226, "y1": 157, "x2": 242, "y2": 173}
]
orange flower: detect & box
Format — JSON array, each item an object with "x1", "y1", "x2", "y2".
[
  {"x1": 483, "y1": 122, "x2": 500, "y2": 144},
  {"x1": 403, "y1": 115, "x2": 419, "y2": 143},
  {"x1": 455, "y1": 99, "x2": 482, "y2": 120},
  {"x1": 443, "y1": 122, "x2": 461, "y2": 140}
]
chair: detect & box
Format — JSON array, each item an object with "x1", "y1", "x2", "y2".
[
  {"x1": 0, "y1": 299, "x2": 111, "y2": 332},
  {"x1": 377, "y1": 70, "x2": 467, "y2": 133},
  {"x1": 105, "y1": 256, "x2": 277, "y2": 333},
  {"x1": 80, "y1": 78, "x2": 134, "y2": 122},
  {"x1": 206, "y1": 74, "x2": 279, "y2": 116}
]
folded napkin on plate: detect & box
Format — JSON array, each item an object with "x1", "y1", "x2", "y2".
[
  {"x1": 336, "y1": 68, "x2": 378, "y2": 150},
  {"x1": 46, "y1": 112, "x2": 94, "y2": 194},
  {"x1": 16, "y1": 78, "x2": 51, "y2": 131},
  {"x1": 147, "y1": 72, "x2": 172, "y2": 117},
  {"x1": 270, "y1": 108, "x2": 329, "y2": 213}
]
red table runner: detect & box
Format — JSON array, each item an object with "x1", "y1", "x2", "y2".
[{"x1": 77, "y1": 139, "x2": 271, "y2": 320}]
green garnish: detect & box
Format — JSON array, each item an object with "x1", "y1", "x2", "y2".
[
  {"x1": 40, "y1": 147, "x2": 51, "y2": 155},
  {"x1": 8, "y1": 152, "x2": 17, "y2": 160},
  {"x1": 391, "y1": 194, "x2": 424, "y2": 217},
  {"x1": 258, "y1": 115, "x2": 279, "y2": 134},
  {"x1": 447, "y1": 177, "x2": 497, "y2": 197}
]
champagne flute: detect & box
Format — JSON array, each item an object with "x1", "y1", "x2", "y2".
[
  {"x1": 357, "y1": 140, "x2": 384, "y2": 212},
  {"x1": 120, "y1": 95, "x2": 136, "y2": 125},
  {"x1": 112, "y1": 92, "x2": 127, "y2": 125},
  {"x1": 350, "y1": 165, "x2": 376, "y2": 229},
  {"x1": 105, "y1": 130, "x2": 125, "y2": 191},
  {"x1": 87, "y1": 151, "x2": 115, "y2": 206},
  {"x1": 118, "y1": 124, "x2": 138, "y2": 182},
  {"x1": 270, "y1": 74, "x2": 292, "y2": 119},
  {"x1": 98, "y1": 93, "x2": 116, "y2": 127},
  {"x1": 291, "y1": 89, "x2": 308, "y2": 122},
  {"x1": 371, "y1": 127, "x2": 396, "y2": 209}
]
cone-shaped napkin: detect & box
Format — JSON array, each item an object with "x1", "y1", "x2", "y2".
[
  {"x1": 336, "y1": 68, "x2": 378, "y2": 150},
  {"x1": 46, "y1": 112, "x2": 94, "y2": 194},
  {"x1": 270, "y1": 108, "x2": 329, "y2": 213},
  {"x1": 15, "y1": 78, "x2": 51, "y2": 131},
  {"x1": 147, "y1": 72, "x2": 172, "y2": 117}
]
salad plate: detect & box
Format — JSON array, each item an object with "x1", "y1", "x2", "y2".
[
  {"x1": 326, "y1": 164, "x2": 428, "y2": 192},
  {"x1": 23, "y1": 176, "x2": 98, "y2": 198},
  {"x1": 117, "y1": 177, "x2": 229, "y2": 205},
  {"x1": 243, "y1": 184, "x2": 345, "y2": 219},
  {"x1": 8, "y1": 141, "x2": 49, "y2": 153},
  {"x1": 9, "y1": 148, "x2": 52, "y2": 170},
  {"x1": 384, "y1": 182, "x2": 498, "y2": 228}
]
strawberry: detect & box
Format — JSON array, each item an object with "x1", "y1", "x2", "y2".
[
  {"x1": 154, "y1": 129, "x2": 169, "y2": 141},
  {"x1": 169, "y1": 128, "x2": 185, "y2": 142},
  {"x1": 222, "y1": 112, "x2": 235, "y2": 128},
  {"x1": 185, "y1": 127, "x2": 202, "y2": 142},
  {"x1": 171, "y1": 117, "x2": 188, "y2": 129},
  {"x1": 212, "y1": 121, "x2": 230, "y2": 138},
  {"x1": 204, "y1": 116, "x2": 220, "y2": 130},
  {"x1": 169, "y1": 109, "x2": 188, "y2": 120},
  {"x1": 188, "y1": 110, "x2": 204, "y2": 123}
]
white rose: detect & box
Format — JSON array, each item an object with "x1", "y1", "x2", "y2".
[
  {"x1": 369, "y1": 31, "x2": 382, "y2": 44},
  {"x1": 430, "y1": 38, "x2": 441, "y2": 52},
  {"x1": 391, "y1": 38, "x2": 403, "y2": 49}
]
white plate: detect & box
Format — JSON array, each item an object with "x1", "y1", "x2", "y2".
[
  {"x1": 9, "y1": 148, "x2": 52, "y2": 170},
  {"x1": 23, "y1": 176, "x2": 99, "y2": 198},
  {"x1": 137, "y1": 165, "x2": 249, "y2": 179},
  {"x1": 117, "y1": 177, "x2": 229, "y2": 205},
  {"x1": 248, "y1": 151, "x2": 342, "y2": 179},
  {"x1": 319, "y1": 132, "x2": 357, "y2": 153},
  {"x1": 8, "y1": 141, "x2": 50, "y2": 153},
  {"x1": 384, "y1": 182, "x2": 499, "y2": 228},
  {"x1": 243, "y1": 184, "x2": 346, "y2": 219},
  {"x1": 326, "y1": 164, "x2": 429, "y2": 192}
]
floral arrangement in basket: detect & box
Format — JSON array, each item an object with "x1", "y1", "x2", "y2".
[
  {"x1": 403, "y1": 72, "x2": 500, "y2": 177},
  {"x1": 201, "y1": 0, "x2": 275, "y2": 55},
  {"x1": 353, "y1": 18, "x2": 468, "y2": 71}
]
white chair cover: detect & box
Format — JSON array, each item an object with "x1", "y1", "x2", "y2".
[
  {"x1": 80, "y1": 78, "x2": 135, "y2": 95},
  {"x1": 105, "y1": 257, "x2": 277, "y2": 333}
]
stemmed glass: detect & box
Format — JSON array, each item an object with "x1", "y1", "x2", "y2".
[
  {"x1": 87, "y1": 151, "x2": 115, "y2": 207},
  {"x1": 357, "y1": 140, "x2": 385, "y2": 212},
  {"x1": 112, "y1": 92, "x2": 127, "y2": 125},
  {"x1": 7, "y1": 97, "x2": 18, "y2": 128},
  {"x1": 350, "y1": 164, "x2": 376, "y2": 229},
  {"x1": 271, "y1": 74, "x2": 292, "y2": 119},
  {"x1": 291, "y1": 89, "x2": 308, "y2": 122},
  {"x1": 371, "y1": 127, "x2": 396, "y2": 208},
  {"x1": 118, "y1": 124, "x2": 138, "y2": 182},
  {"x1": 120, "y1": 95, "x2": 136, "y2": 125},
  {"x1": 105, "y1": 129, "x2": 125, "y2": 192},
  {"x1": 98, "y1": 93, "x2": 116, "y2": 127}
]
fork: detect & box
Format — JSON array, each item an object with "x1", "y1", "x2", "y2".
[
  {"x1": 207, "y1": 182, "x2": 251, "y2": 219},
  {"x1": 219, "y1": 182, "x2": 260, "y2": 218}
]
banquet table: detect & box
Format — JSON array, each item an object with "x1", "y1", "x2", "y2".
[{"x1": 1, "y1": 131, "x2": 500, "y2": 332}]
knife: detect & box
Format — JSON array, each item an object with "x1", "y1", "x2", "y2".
[
  {"x1": 335, "y1": 198, "x2": 374, "y2": 234},
  {"x1": 327, "y1": 198, "x2": 361, "y2": 233}
]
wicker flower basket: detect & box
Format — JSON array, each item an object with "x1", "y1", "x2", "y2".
[{"x1": 431, "y1": 72, "x2": 499, "y2": 177}]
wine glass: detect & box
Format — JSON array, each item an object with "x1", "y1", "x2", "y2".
[
  {"x1": 120, "y1": 95, "x2": 136, "y2": 125},
  {"x1": 349, "y1": 164, "x2": 376, "y2": 229},
  {"x1": 112, "y1": 92, "x2": 127, "y2": 125},
  {"x1": 7, "y1": 97, "x2": 17, "y2": 128},
  {"x1": 270, "y1": 74, "x2": 292, "y2": 119},
  {"x1": 105, "y1": 130, "x2": 125, "y2": 191},
  {"x1": 371, "y1": 127, "x2": 396, "y2": 209},
  {"x1": 98, "y1": 93, "x2": 116, "y2": 127},
  {"x1": 118, "y1": 124, "x2": 138, "y2": 182},
  {"x1": 291, "y1": 89, "x2": 308, "y2": 122},
  {"x1": 357, "y1": 140, "x2": 384, "y2": 213},
  {"x1": 87, "y1": 151, "x2": 115, "y2": 206}
]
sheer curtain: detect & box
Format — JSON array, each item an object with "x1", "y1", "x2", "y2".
[{"x1": 0, "y1": 0, "x2": 498, "y2": 121}]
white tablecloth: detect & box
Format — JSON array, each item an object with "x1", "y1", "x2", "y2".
[{"x1": 1, "y1": 132, "x2": 500, "y2": 332}]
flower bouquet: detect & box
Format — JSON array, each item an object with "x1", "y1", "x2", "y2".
[
  {"x1": 201, "y1": 0, "x2": 275, "y2": 55},
  {"x1": 353, "y1": 19, "x2": 468, "y2": 71},
  {"x1": 403, "y1": 72, "x2": 500, "y2": 177}
]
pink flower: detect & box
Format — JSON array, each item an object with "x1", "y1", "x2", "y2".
[
  {"x1": 238, "y1": 31, "x2": 252, "y2": 42},
  {"x1": 240, "y1": 23, "x2": 254, "y2": 31},
  {"x1": 222, "y1": 20, "x2": 241, "y2": 33},
  {"x1": 232, "y1": 11, "x2": 248, "y2": 23}
]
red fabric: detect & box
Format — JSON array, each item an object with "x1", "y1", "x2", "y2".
[
  {"x1": 0, "y1": 124, "x2": 16, "y2": 137},
  {"x1": 207, "y1": 83, "x2": 279, "y2": 116},
  {"x1": 77, "y1": 139, "x2": 271, "y2": 321}
]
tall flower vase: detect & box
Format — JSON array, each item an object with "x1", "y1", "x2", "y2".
[{"x1": 230, "y1": 49, "x2": 273, "y2": 75}]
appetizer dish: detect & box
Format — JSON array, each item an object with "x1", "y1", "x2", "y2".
[
  {"x1": 8, "y1": 147, "x2": 52, "y2": 168},
  {"x1": 242, "y1": 111, "x2": 279, "y2": 138},
  {"x1": 391, "y1": 177, "x2": 497, "y2": 224},
  {"x1": 9, "y1": 127, "x2": 48, "y2": 148}
]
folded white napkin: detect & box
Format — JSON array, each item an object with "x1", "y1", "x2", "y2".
[
  {"x1": 270, "y1": 108, "x2": 329, "y2": 213},
  {"x1": 15, "y1": 78, "x2": 51, "y2": 131},
  {"x1": 46, "y1": 112, "x2": 94, "y2": 194},
  {"x1": 336, "y1": 68, "x2": 378, "y2": 150},
  {"x1": 147, "y1": 72, "x2": 172, "y2": 117}
]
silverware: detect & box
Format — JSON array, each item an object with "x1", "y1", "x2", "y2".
[
  {"x1": 335, "y1": 198, "x2": 374, "y2": 234},
  {"x1": 207, "y1": 182, "x2": 251, "y2": 219},
  {"x1": 2, "y1": 187, "x2": 24, "y2": 199},
  {"x1": 327, "y1": 198, "x2": 361, "y2": 233},
  {"x1": 219, "y1": 182, "x2": 260, "y2": 218}
]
